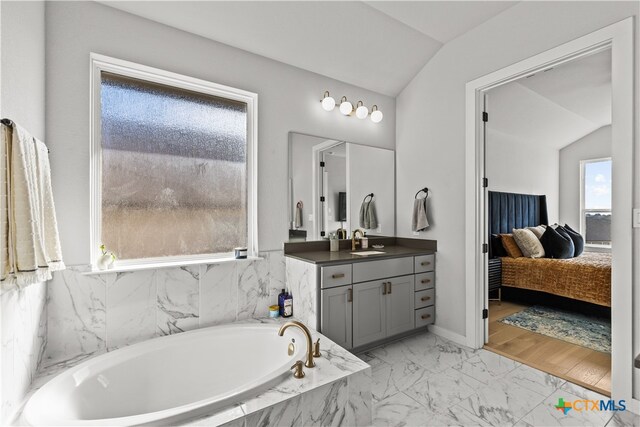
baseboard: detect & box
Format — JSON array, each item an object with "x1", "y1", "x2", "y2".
[{"x1": 428, "y1": 324, "x2": 468, "y2": 347}]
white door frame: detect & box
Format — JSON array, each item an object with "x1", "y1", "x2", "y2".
[{"x1": 464, "y1": 17, "x2": 635, "y2": 405}]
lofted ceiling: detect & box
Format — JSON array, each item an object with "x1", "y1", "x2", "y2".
[
  {"x1": 99, "y1": 1, "x2": 517, "y2": 96},
  {"x1": 487, "y1": 49, "x2": 612, "y2": 150}
]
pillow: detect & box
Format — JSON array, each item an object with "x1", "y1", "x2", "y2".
[
  {"x1": 556, "y1": 225, "x2": 576, "y2": 257},
  {"x1": 500, "y1": 234, "x2": 523, "y2": 258},
  {"x1": 563, "y1": 224, "x2": 584, "y2": 257},
  {"x1": 539, "y1": 226, "x2": 574, "y2": 259},
  {"x1": 512, "y1": 228, "x2": 545, "y2": 258},
  {"x1": 526, "y1": 225, "x2": 546, "y2": 239},
  {"x1": 491, "y1": 234, "x2": 507, "y2": 257}
]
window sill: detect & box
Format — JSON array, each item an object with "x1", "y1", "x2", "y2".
[{"x1": 81, "y1": 256, "x2": 263, "y2": 276}]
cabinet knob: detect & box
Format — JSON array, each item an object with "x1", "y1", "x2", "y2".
[
  {"x1": 421, "y1": 314, "x2": 431, "y2": 320},
  {"x1": 421, "y1": 279, "x2": 431, "y2": 284},
  {"x1": 421, "y1": 296, "x2": 431, "y2": 302},
  {"x1": 332, "y1": 273, "x2": 345, "y2": 279},
  {"x1": 421, "y1": 261, "x2": 431, "y2": 266}
]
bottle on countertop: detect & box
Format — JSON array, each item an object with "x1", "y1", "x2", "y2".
[
  {"x1": 283, "y1": 292, "x2": 293, "y2": 318},
  {"x1": 278, "y1": 289, "x2": 287, "y2": 317}
]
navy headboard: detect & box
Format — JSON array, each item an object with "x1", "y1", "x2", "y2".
[{"x1": 489, "y1": 191, "x2": 549, "y2": 257}]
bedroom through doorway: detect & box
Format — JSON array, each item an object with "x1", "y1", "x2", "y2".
[{"x1": 482, "y1": 48, "x2": 612, "y2": 396}]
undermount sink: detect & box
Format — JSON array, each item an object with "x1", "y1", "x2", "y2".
[{"x1": 350, "y1": 250, "x2": 386, "y2": 256}]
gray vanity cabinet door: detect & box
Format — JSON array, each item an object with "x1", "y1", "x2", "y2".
[
  {"x1": 386, "y1": 276, "x2": 415, "y2": 336},
  {"x1": 353, "y1": 280, "x2": 387, "y2": 348},
  {"x1": 321, "y1": 286, "x2": 353, "y2": 350}
]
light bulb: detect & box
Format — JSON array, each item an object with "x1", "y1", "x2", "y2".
[
  {"x1": 321, "y1": 94, "x2": 335, "y2": 111},
  {"x1": 339, "y1": 98, "x2": 353, "y2": 115},
  {"x1": 356, "y1": 105, "x2": 368, "y2": 119},
  {"x1": 370, "y1": 106, "x2": 383, "y2": 123}
]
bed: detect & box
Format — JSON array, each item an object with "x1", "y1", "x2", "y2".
[{"x1": 489, "y1": 191, "x2": 612, "y2": 307}]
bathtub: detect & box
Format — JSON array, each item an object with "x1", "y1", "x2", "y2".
[{"x1": 23, "y1": 323, "x2": 307, "y2": 426}]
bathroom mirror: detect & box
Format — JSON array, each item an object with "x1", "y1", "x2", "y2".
[{"x1": 288, "y1": 132, "x2": 395, "y2": 241}]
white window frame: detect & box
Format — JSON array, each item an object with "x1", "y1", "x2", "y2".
[
  {"x1": 579, "y1": 157, "x2": 612, "y2": 248},
  {"x1": 89, "y1": 53, "x2": 258, "y2": 269}
]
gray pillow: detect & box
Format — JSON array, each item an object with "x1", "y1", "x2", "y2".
[
  {"x1": 526, "y1": 225, "x2": 546, "y2": 239},
  {"x1": 512, "y1": 228, "x2": 545, "y2": 258}
]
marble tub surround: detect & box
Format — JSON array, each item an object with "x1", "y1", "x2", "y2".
[
  {"x1": 44, "y1": 250, "x2": 287, "y2": 367},
  {"x1": 0, "y1": 281, "x2": 47, "y2": 425},
  {"x1": 285, "y1": 257, "x2": 318, "y2": 329},
  {"x1": 18, "y1": 318, "x2": 372, "y2": 427},
  {"x1": 361, "y1": 330, "x2": 623, "y2": 427}
]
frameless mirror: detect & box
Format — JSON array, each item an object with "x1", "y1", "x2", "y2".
[{"x1": 288, "y1": 132, "x2": 395, "y2": 241}]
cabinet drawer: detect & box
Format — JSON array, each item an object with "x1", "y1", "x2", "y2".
[
  {"x1": 415, "y1": 254, "x2": 435, "y2": 273},
  {"x1": 415, "y1": 306, "x2": 435, "y2": 327},
  {"x1": 414, "y1": 272, "x2": 435, "y2": 291},
  {"x1": 415, "y1": 289, "x2": 435, "y2": 309},
  {"x1": 352, "y1": 257, "x2": 413, "y2": 283},
  {"x1": 321, "y1": 264, "x2": 352, "y2": 289}
]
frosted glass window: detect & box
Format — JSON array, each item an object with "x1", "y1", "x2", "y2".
[{"x1": 100, "y1": 72, "x2": 248, "y2": 260}]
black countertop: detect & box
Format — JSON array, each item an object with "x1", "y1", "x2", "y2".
[{"x1": 285, "y1": 245, "x2": 436, "y2": 266}]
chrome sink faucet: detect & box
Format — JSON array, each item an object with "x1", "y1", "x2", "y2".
[
  {"x1": 278, "y1": 320, "x2": 316, "y2": 368},
  {"x1": 352, "y1": 229, "x2": 365, "y2": 251}
]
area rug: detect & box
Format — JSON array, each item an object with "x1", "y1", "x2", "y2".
[{"x1": 499, "y1": 305, "x2": 611, "y2": 353}]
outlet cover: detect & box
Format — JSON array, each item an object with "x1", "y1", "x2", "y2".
[
  {"x1": 413, "y1": 231, "x2": 420, "y2": 236},
  {"x1": 634, "y1": 208, "x2": 640, "y2": 228}
]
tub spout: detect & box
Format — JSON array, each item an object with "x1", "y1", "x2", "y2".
[{"x1": 278, "y1": 320, "x2": 316, "y2": 368}]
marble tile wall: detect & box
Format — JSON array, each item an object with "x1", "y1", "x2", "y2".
[
  {"x1": 44, "y1": 250, "x2": 288, "y2": 367},
  {"x1": 0, "y1": 282, "x2": 47, "y2": 425},
  {"x1": 285, "y1": 257, "x2": 318, "y2": 330}
]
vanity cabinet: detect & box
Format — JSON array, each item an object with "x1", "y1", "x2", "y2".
[
  {"x1": 318, "y1": 253, "x2": 435, "y2": 351},
  {"x1": 321, "y1": 285, "x2": 353, "y2": 349}
]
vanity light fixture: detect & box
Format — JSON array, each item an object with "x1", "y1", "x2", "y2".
[
  {"x1": 370, "y1": 105, "x2": 383, "y2": 123},
  {"x1": 321, "y1": 91, "x2": 336, "y2": 111},
  {"x1": 339, "y1": 96, "x2": 353, "y2": 115},
  {"x1": 355, "y1": 101, "x2": 368, "y2": 119},
  {"x1": 320, "y1": 91, "x2": 383, "y2": 123}
]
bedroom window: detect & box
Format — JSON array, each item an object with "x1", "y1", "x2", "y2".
[
  {"x1": 90, "y1": 54, "x2": 258, "y2": 268},
  {"x1": 581, "y1": 158, "x2": 612, "y2": 248}
]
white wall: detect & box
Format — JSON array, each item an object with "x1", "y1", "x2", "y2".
[
  {"x1": 46, "y1": 1, "x2": 395, "y2": 265},
  {"x1": 0, "y1": 1, "x2": 47, "y2": 424},
  {"x1": 395, "y1": 1, "x2": 639, "y2": 338},
  {"x1": 486, "y1": 130, "x2": 560, "y2": 223},
  {"x1": 559, "y1": 125, "x2": 611, "y2": 228}
]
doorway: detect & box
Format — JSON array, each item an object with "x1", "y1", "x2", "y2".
[{"x1": 464, "y1": 18, "x2": 634, "y2": 405}]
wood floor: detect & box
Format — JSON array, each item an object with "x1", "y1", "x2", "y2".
[{"x1": 484, "y1": 300, "x2": 611, "y2": 396}]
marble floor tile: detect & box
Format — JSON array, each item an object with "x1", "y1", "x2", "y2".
[
  {"x1": 452, "y1": 349, "x2": 521, "y2": 384},
  {"x1": 373, "y1": 392, "x2": 436, "y2": 427},
  {"x1": 356, "y1": 351, "x2": 387, "y2": 372},
  {"x1": 404, "y1": 367, "x2": 484, "y2": 413},
  {"x1": 503, "y1": 363, "x2": 566, "y2": 398},
  {"x1": 371, "y1": 359, "x2": 430, "y2": 402},
  {"x1": 519, "y1": 390, "x2": 613, "y2": 427},
  {"x1": 606, "y1": 410, "x2": 640, "y2": 426},
  {"x1": 455, "y1": 376, "x2": 547, "y2": 426},
  {"x1": 560, "y1": 380, "x2": 609, "y2": 401}
]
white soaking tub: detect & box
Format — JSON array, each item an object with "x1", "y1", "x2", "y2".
[{"x1": 23, "y1": 323, "x2": 307, "y2": 426}]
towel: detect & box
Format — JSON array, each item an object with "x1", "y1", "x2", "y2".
[
  {"x1": 294, "y1": 201, "x2": 303, "y2": 228},
  {"x1": 412, "y1": 197, "x2": 430, "y2": 232},
  {"x1": 359, "y1": 199, "x2": 378, "y2": 230},
  {"x1": 1, "y1": 123, "x2": 64, "y2": 288}
]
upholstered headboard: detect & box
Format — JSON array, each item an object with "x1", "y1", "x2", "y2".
[{"x1": 488, "y1": 191, "x2": 549, "y2": 257}]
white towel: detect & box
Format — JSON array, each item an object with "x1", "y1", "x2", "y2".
[
  {"x1": 412, "y1": 197, "x2": 429, "y2": 232},
  {"x1": 1, "y1": 123, "x2": 64, "y2": 288}
]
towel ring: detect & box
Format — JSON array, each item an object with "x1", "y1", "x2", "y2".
[
  {"x1": 362, "y1": 193, "x2": 374, "y2": 203},
  {"x1": 415, "y1": 188, "x2": 429, "y2": 199}
]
